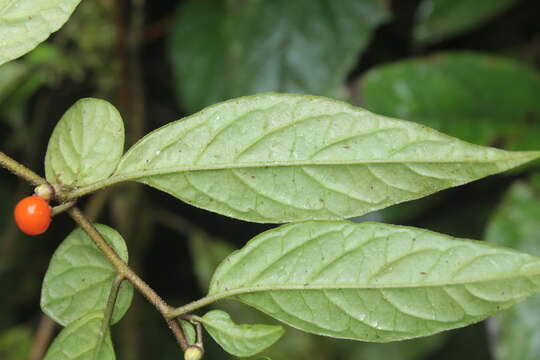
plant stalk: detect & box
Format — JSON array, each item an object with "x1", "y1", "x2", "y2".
[
  {"x1": 1, "y1": 151, "x2": 191, "y2": 350},
  {"x1": 0, "y1": 151, "x2": 46, "y2": 186},
  {"x1": 94, "y1": 274, "x2": 125, "y2": 359}
]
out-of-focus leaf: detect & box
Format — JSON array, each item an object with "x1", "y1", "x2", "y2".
[
  {"x1": 168, "y1": 0, "x2": 390, "y2": 113},
  {"x1": 25, "y1": 43, "x2": 63, "y2": 66},
  {"x1": 201, "y1": 310, "x2": 284, "y2": 357},
  {"x1": 0, "y1": 62, "x2": 28, "y2": 102},
  {"x1": 209, "y1": 220, "x2": 540, "y2": 342},
  {"x1": 361, "y1": 52, "x2": 540, "y2": 152},
  {"x1": 41, "y1": 225, "x2": 133, "y2": 326},
  {"x1": 114, "y1": 93, "x2": 539, "y2": 223},
  {"x1": 189, "y1": 231, "x2": 235, "y2": 291},
  {"x1": 485, "y1": 182, "x2": 540, "y2": 360},
  {"x1": 413, "y1": 0, "x2": 518, "y2": 44},
  {"x1": 43, "y1": 311, "x2": 115, "y2": 360},
  {"x1": 339, "y1": 334, "x2": 446, "y2": 360},
  {"x1": 436, "y1": 323, "x2": 491, "y2": 360},
  {"x1": 529, "y1": 172, "x2": 540, "y2": 190},
  {"x1": 0, "y1": 326, "x2": 32, "y2": 360},
  {"x1": 353, "y1": 193, "x2": 446, "y2": 225},
  {"x1": 0, "y1": 0, "x2": 82, "y2": 65},
  {"x1": 45, "y1": 98, "x2": 125, "y2": 186}
]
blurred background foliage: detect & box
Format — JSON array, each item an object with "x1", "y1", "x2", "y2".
[{"x1": 1, "y1": 0, "x2": 540, "y2": 359}]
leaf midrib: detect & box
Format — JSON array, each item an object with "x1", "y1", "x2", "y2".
[
  {"x1": 208, "y1": 268, "x2": 540, "y2": 298},
  {"x1": 64, "y1": 151, "x2": 539, "y2": 200},
  {"x1": 120, "y1": 154, "x2": 536, "y2": 174}
]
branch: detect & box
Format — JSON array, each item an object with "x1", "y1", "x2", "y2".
[
  {"x1": 27, "y1": 315, "x2": 56, "y2": 360},
  {"x1": 68, "y1": 207, "x2": 188, "y2": 350},
  {"x1": 0, "y1": 151, "x2": 46, "y2": 186},
  {"x1": 0, "y1": 151, "x2": 192, "y2": 352}
]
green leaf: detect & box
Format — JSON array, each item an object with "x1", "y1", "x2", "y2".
[
  {"x1": 209, "y1": 220, "x2": 540, "y2": 342},
  {"x1": 0, "y1": 0, "x2": 82, "y2": 66},
  {"x1": 43, "y1": 311, "x2": 115, "y2": 360},
  {"x1": 201, "y1": 310, "x2": 284, "y2": 357},
  {"x1": 338, "y1": 334, "x2": 446, "y2": 360},
  {"x1": 485, "y1": 182, "x2": 540, "y2": 360},
  {"x1": 0, "y1": 326, "x2": 32, "y2": 360},
  {"x1": 0, "y1": 61, "x2": 28, "y2": 103},
  {"x1": 41, "y1": 224, "x2": 133, "y2": 326},
  {"x1": 361, "y1": 52, "x2": 540, "y2": 153},
  {"x1": 168, "y1": 0, "x2": 389, "y2": 113},
  {"x1": 531, "y1": 172, "x2": 540, "y2": 188},
  {"x1": 45, "y1": 98, "x2": 125, "y2": 186},
  {"x1": 413, "y1": 0, "x2": 518, "y2": 44},
  {"x1": 115, "y1": 93, "x2": 539, "y2": 223},
  {"x1": 179, "y1": 319, "x2": 197, "y2": 346},
  {"x1": 189, "y1": 231, "x2": 236, "y2": 291},
  {"x1": 188, "y1": 233, "x2": 324, "y2": 359}
]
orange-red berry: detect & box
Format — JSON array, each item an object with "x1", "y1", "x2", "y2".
[{"x1": 14, "y1": 195, "x2": 52, "y2": 235}]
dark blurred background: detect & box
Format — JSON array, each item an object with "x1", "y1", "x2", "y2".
[{"x1": 2, "y1": 0, "x2": 540, "y2": 359}]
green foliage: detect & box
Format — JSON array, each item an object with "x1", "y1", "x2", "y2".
[
  {"x1": 413, "y1": 0, "x2": 518, "y2": 44},
  {"x1": 0, "y1": 62, "x2": 28, "y2": 102},
  {"x1": 0, "y1": 326, "x2": 32, "y2": 360},
  {"x1": 188, "y1": 232, "x2": 333, "y2": 360},
  {"x1": 2, "y1": 1, "x2": 540, "y2": 359},
  {"x1": 0, "y1": 0, "x2": 83, "y2": 65},
  {"x1": 209, "y1": 220, "x2": 540, "y2": 342},
  {"x1": 41, "y1": 225, "x2": 133, "y2": 326},
  {"x1": 337, "y1": 334, "x2": 446, "y2": 360},
  {"x1": 43, "y1": 311, "x2": 115, "y2": 360},
  {"x1": 179, "y1": 319, "x2": 197, "y2": 346},
  {"x1": 189, "y1": 231, "x2": 235, "y2": 291},
  {"x1": 361, "y1": 52, "x2": 540, "y2": 152},
  {"x1": 168, "y1": 0, "x2": 389, "y2": 113},
  {"x1": 115, "y1": 93, "x2": 538, "y2": 223},
  {"x1": 486, "y1": 181, "x2": 540, "y2": 360},
  {"x1": 45, "y1": 98, "x2": 125, "y2": 186},
  {"x1": 201, "y1": 310, "x2": 284, "y2": 357}
]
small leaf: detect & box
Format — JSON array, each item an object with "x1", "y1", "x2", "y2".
[
  {"x1": 209, "y1": 220, "x2": 540, "y2": 342},
  {"x1": 41, "y1": 224, "x2": 133, "y2": 326},
  {"x1": 360, "y1": 52, "x2": 540, "y2": 153},
  {"x1": 413, "y1": 0, "x2": 518, "y2": 44},
  {"x1": 0, "y1": 0, "x2": 82, "y2": 66},
  {"x1": 486, "y1": 182, "x2": 540, "y2": 360},
  {"x1": 115, "y1": 93, "x2": 539, "y2": 223},
  {"x1": 45, "y1": 98, "x2": 124, "y2": 186},
  {"x1": 179, "y1": 319, "x2": 197, "y2": 346},
  {"x1": 43, "y1": 311, "x2": 115, "y2": 360},
  {"x1": 201, "y1": 310, "x2": 284, "y2": 357},
  {"x1": 168, "y1": 0, "x2": 389, "y2": 113}
]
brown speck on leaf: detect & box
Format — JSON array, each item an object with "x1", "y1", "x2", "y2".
[
  {"x1": 420, "y1": 272, "x2": 427, "y2": 275},
  {"x1": 343, "y1": 146, "x2": 351, "y2": 150}
]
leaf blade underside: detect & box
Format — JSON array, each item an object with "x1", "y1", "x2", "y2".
[
  {"x1": 208, "y1": 221, "x2": 540, "y2": 342},
  {"x1": 115, "y1": 93, "x2": 539, "y2": 223}
]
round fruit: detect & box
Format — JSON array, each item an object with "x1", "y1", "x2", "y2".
[{"x1": 14, "y1": 195, "x2": 52, "y2": 235}]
